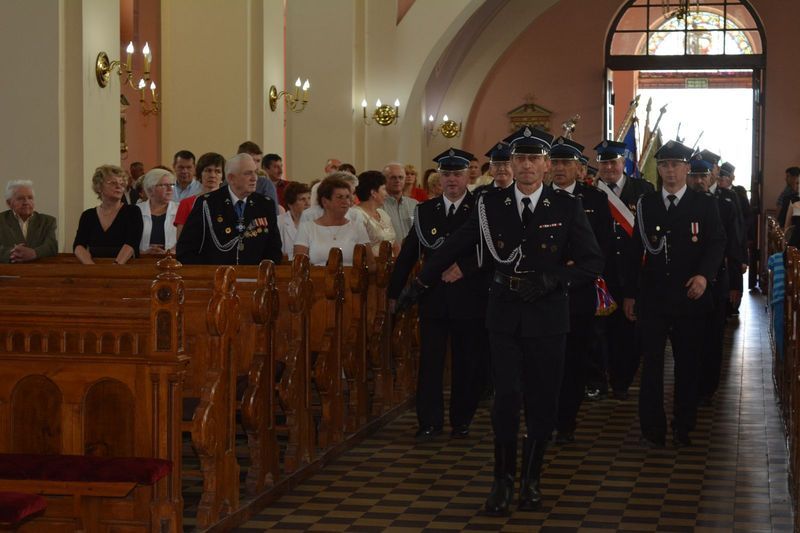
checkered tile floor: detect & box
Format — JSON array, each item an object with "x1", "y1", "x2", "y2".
[{"x1": 233, "y1": 291, "x2": 793, "y2": 532}]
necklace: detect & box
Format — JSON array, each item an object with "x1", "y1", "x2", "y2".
[{"x1": 328, "y1": 224, "x2": 343, "y2": 241}]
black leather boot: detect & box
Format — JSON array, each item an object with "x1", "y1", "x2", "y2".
[
  {"x1": 518, "y1": 438, "x2": 546, "y2": 511},
  {"x1": 484, "y1": 440, "x2": 516, "y2": 516}
]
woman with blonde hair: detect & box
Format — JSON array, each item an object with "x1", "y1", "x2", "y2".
[
  {"x1": 404, "y1": 164, "x2": 428, "y2": 202},
  {"x1": 73, "y1": 164, "x2": 143, "y2": 264}
]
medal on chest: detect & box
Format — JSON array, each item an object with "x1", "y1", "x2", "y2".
[{"x1": 691, "y1": 222, "x2": 699, "y2": 242}]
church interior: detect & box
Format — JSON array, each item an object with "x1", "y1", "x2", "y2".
[{"x1": 1, "y1": 0, "x2": 799, "y2": 531}]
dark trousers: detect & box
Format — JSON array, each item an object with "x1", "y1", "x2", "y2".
[
  {"x1": 557, "y1": 313, "x2": 595, "y2": 433},
  {"x1": 699, "y1": 277, "x2": 729, "y2": 398},
  {"x1": 606, "y1": 306, "x2": 639, "y2": 393},
  {"x1": 585, "y1": 318, "x2": 609, "y2": 393},
  {"x1": 416, "y1": 317, "x2": 484, "y2": 428},
  {"x1": 489, "y1": 331, "x2": 566, "y2": 443},
  {"x1": 638, "y1": 314, "x2": 702, "y2": 438}
]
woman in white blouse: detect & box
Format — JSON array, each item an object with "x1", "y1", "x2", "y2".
[
  {"x1": 138, "y1": 168, "x2": 178, "y2": 254},
  {"x1": 352, "y1": 170, "x2": 399, "y2": 255},
  {"x1": 294, "y1": 176, "x2": 371, "y2": 266},
  {"x1": 277, "y1": 181, "x2": 311, "y2": 259}
]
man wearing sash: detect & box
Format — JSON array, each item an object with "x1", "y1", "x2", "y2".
[
  {"x1": 177, "y1": 153, "x2": 282, "y2": 265},
  {"x1": 549, "y1": 138, "x2": 612, "y2": 444},
  {"x1": 398, "y1": 127, "x2": 603, "y2": 515},
  {"x1": 623, "y1": 140, "x2": 725, "y2": 448},
  {"x1": 594, "y1": 140, "x2": 654, "y2": 401},
  {"x1": 388, "y1": 148, "x2": 486, "y2": 441}
]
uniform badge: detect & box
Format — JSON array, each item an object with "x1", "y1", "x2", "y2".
[
  {"x1": 543, "y1": 198, "x2": 550, "y2": 207},
  {"x1": 225, "y1": 227, "x2": 232, "y2": 234},
  {"x1": 504, "y1": 197, "x2": 512, "y2": 206},
  {"x1": 217, "y1": 215, "x2": 224, "y2": 223},
  {"x1": 691, "y1": 222, "x2": 699, "y2": 242},
  {"x1": 431, "y1": 228, "x2": 438, "y2": 235},
  {"x1": 524, "y1": 127, "x2": 532, "y2": 137}
]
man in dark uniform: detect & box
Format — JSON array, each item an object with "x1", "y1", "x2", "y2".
[
  {"x1": 719, "y1": 160, "x2": 751, "y2": 315},
  {"x1": 398, "y1": 126, "x2": 603, "y2": 515},
  {"x1": 177, "y1": 153, "x2": 282, "y2": 265},
  {"x1": 594, "y1": 139, "x2": 655, "y2": 401},
  {"x1": 474, "y1": 142, "x2": 514, "y2": 195},
  {"x1": 623, "y1": 140, "x2": 726, "y2": 448},
  {"x1": 549, "y1": 138, "x2": 612, "y2": 444},
  {"x1": 687, "y1": 156, "x2": 744, "y2": 405},
  {"x1": 388, "y1": 148, "x2": 487, "y2": 441}
]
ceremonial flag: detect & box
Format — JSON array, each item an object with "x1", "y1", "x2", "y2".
[
  {"x1": 622, "y1": 122, "x2": 639, "y2": 179},
  {"x1": 640, "y1": 129, "x2": 662, "y2": 187}
]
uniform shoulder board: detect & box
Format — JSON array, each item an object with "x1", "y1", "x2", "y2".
[
  {"x1": 203, "y1": 193, "x2": 210, "y2": 198},
  {"x1": 552, "y1": 188, "x2": 575, "y2": 198}
]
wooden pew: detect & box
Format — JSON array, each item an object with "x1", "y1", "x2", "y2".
[
  {"x1": 0, "y1": 265, "x2": 192, "y2": 531},
  {"x1": 0, "y1": 242, "x2": 411, "y2": 531}
]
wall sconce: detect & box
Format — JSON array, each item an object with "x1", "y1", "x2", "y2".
[
  {"x1": 138, "y1": 78, "x2": 160, "y2": 116},
  {"x1": 96, "y1": 41, "x2": 153, "y2": 89},
  {"x1": 427, "y1": 114, "x2": 462, "y2": 138},
  {"x1": 362, "y1": 99, "x2": 400, "y2": 126},
  {"x1": 269, "y1": 78, "x2": 310, "y2": 113}
]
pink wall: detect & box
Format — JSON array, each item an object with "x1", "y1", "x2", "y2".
[
  {"x1": 121, "y1": 0, "x2": 161, "y2": 171},
  {"x1": 464, "y1": 0, "x2": 800, "y2": 213},
  {"x1": 464, "y1": 0, "x2": 622, "y2": 158}
]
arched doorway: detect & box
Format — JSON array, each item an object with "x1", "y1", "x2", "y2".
[{"x1": 605, "y1": 0, "x2": 766, "y2": 286}]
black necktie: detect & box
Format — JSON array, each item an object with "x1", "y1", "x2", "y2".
[
  {"x1": 235, "y1": 199, "x2": 245, "y2": 219},
  {"x1": 521, "y1": 197, "x2": 533, "y2": 228},
  {"x1": 448, "y1": 203, "x2": 456, "y2": 217},
  {"x1": 667, "y1": 194, "x2": 677, "y2": 212}
]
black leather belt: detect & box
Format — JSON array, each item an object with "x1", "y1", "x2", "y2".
[{"x1": 493, "y1": 271, "x2": 533, "y2": 292}]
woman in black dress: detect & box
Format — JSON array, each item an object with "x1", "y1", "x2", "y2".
[{"x1": 73, "y1": 164, "x2": 143, "y2": 264}]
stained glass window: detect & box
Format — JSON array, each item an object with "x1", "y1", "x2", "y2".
[{"x1": 609, "y1": 0, "x2": 762, "y2": 57}]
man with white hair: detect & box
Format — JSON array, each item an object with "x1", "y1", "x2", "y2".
[
  {"x1": 0, "y1": 180, "x2": 58, "y2": 263},
  {"x1": 383, "y1": 162, "x2": 417, "y2": 239},
  {"x1": 177, "y1": 153, "x2": 282, "y2": 265}
]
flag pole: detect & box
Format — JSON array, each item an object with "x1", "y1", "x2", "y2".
[
  {"x1": 615, "y1": 94, "x2": 641, "y2": 142},
  {"x1": 640, "y1": 103, "x2": 668, "y2": 163}
]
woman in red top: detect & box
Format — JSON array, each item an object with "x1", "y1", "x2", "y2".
[
  {"x1": 403, "y1": 164, "x2": 428, "y2": 203},
  {"x1": 174, "y1": 152, "x2": 226, "y2": 238}
]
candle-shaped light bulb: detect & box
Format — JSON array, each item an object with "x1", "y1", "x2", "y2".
[
  {"x1": 150, "y1": 81, "x2": 156, "y2": 98},
  {"x1": 295, "y1": 78, "x2": 302, "y2": 87},
  {"x1": 443, "y1": 114, "x2": 449, "y2": 122},
  {"x1": 142, "y1": 42, "x2": 151, "y2": 73},
  {"x1": 138, "y1": 78, "x2": 146, "y2": 90},
  {"x1": 376, "y1": 99, "x2": 382, "y2": 107},
  {"x1": 394, "y1": 98, "x2": 400, "y2": 108},
  {"x1": 428, "y1": 115, "x2": 434, "y2": 122},
  {"x1": 302, "y1": 79, "x2": 310, "y2": 91},
  {"x1": 361, "y1": 99, "x2": 368, "y2": 108},
  {"x1": 125, "y1": 41, "x2": 134, "y2": 70}
]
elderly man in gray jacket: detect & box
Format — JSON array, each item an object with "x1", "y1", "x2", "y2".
[{"x1": 0, "y1": 180, "x2": 58, "y2": 263}]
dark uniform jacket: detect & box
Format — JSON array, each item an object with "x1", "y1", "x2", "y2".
[
  {"x1": 418, "y1": 185, "x2": 603, "y2": 337},
  {"x1": 624, "y1": 187, "x2": 726, "y2": 317},
  {"x1": 388, "y1": 192, "x2": 486, "y2": 320},
  {"x1": 557, "y1": 182, "x2": 613, "y2": 316},
  {"x1": 712, "y1": 187, "x2": 745, "y2": 289},
  {"x1": 177, "y1": 185, "x2": 282, "y2": 265},
  {"x1": 606, "y1": 176, "x2": 654, "y2": 291}
]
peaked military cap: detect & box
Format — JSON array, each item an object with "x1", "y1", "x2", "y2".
[
  {"x1": 655, "y1": 140, "x2": 694, "y2": 162},
  {"x1": 699, "y1": 149, "x2": 721, "y2": 166},
  {"x1": 720, "y1": 162, "x2": 736, "y2": 177},
  {"x1": 502, "y1": 126, "x2": 553, "y2": 155},
  {"x1": 579, "y1": 154, "x2": 589, "y2": 166},
  {"x1": 689, "y1": 153, "x2": 713, "y2": 174},
  {"x1": 433, "y1": 148, "x2": 474, "y2": 171},
  {"x1": 594, "y1": 140, "x2": 628, "y2": 161},
  {"x1": 485, "y1": 142, "x2": 511, "y2": 163},
  {"x1": 550, "y1": 137, "x2": 585, "y2": 160}
]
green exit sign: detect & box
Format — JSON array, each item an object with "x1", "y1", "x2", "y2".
[{"x1": 686, "y1": 78, "x2": 709, "y2": 88}]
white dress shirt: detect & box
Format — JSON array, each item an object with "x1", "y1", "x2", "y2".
[
  {"x1": 514, "y1": 183, "x2": 544, "y2": 219},
  {"x1": 443, "y1": 192, "x2": 467, "y2": 215},
  {"x1": 662, "y1": 184, "x2": 688, "y2": 209}
]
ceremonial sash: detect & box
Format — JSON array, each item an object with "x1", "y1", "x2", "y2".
[{"x1": 597, "y1": 180, "x2": 634, "y2": 237}]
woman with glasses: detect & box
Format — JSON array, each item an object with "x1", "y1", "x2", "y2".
[
  {"x1": 73, "y1": 164, "x2": 144, "y2": 264},
  {"x1": 138, "y1": 168, "x2": 178, "y2": 255}
]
